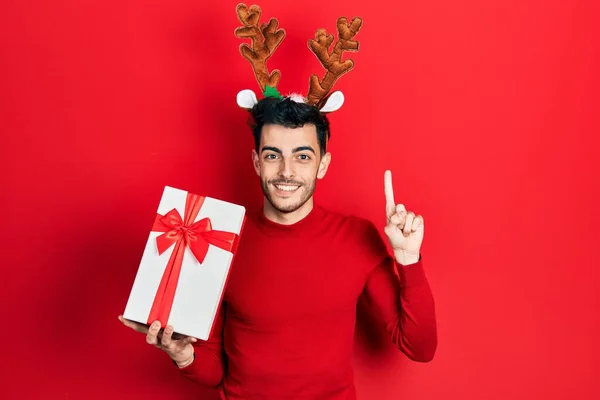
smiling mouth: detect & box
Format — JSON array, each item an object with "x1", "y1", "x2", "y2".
[{"x1": 273, "y1": 183, "x2": 301, "y2": 192}]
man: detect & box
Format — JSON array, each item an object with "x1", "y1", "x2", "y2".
[{"x1": 119, "y1": 96, "x2": 437, "y2": 399}]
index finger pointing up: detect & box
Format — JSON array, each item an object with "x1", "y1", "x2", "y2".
[{"x1": 384, "y1": 170, "x2": 396, "y2": 216}]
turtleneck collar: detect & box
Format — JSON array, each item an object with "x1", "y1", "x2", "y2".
[{"x1": 253, "y1": 203, "x2": 326, "y2": 237}]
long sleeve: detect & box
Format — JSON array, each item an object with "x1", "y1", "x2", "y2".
[
  {"x1": 175, "y1": 303, "x2": 227, "y2": 387},
  {"x1": 360, "y1": 221, "x2": 438, "y2": 362},
  {"x1": 363, "y1": 255, "x2": 437, "y2": 362}
]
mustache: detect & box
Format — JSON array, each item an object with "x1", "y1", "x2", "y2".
[{"x1": 270, "y1": 179, "x2": 303, "y2": 186}]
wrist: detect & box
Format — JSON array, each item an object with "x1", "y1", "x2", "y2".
[
  {"x1": 394, "y1": 249, "x2": 421, "y2": 265},
  {"x1": 173, "y1": 351, "x2": 195, "y2": 368}
]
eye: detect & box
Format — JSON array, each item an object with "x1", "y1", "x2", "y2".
[
  {"x1": 264, "y1": 153, "x2": 279, "y2": 160},
  {"x1": 298, "y1": 154, "x2": 311, "y2": 160}
]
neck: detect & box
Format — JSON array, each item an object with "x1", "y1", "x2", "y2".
[{"x1": 262, "y1": 197, "x2": 314, "y2": 225}]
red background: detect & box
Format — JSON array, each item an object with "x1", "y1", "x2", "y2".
[{"x1": 2, "y1": 0, "x2": 599, "y2": 399}]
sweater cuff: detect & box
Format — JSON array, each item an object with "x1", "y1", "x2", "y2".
[
  {"x1": 396, "y1": 256, "x2": 428, "y2": 287},
  {"x1": 174, "y1": 351, "x2": 201, "y2": 381},
  {"x1": 172, "y1": 351, "x2": 195, "y2": 369}
]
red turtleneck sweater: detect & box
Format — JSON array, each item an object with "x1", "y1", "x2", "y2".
[{"x1": 175, "y1": 204, "x2": 437, "y2": 399}]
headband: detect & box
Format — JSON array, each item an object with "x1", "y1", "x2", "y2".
[{"x1": 234, "y1": 3, "x2": 362, "y2": 113}]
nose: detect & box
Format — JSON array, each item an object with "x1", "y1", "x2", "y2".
[{"x1": 278, "y1": 156, "x2": 294, "y2": 178}]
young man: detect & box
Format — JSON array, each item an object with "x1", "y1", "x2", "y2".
[{"x1": 119, "y1": 96, "x2": 437, "y2": 399}]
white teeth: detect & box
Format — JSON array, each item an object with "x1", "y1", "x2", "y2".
[{"x1": 275, "y1": 185, "x2": 299, "y2": 192}]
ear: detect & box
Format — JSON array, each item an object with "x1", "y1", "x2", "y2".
[
  {"x1": 237, "y1": 89, "x2": 258, "y2": 109},
  {"x1": 317, "y1": 152, "x2": 332, "y2": 179},
  {"x1": 318, "y1": 91, "x2": 344, "y2": 113},
  {"x1": 251, "y1": 148, "x2": 261, "y2": 176}
]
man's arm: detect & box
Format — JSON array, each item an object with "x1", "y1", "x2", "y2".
[
  {"x1": 175, "y1": 303, "x2": 227, "y2": 388},
  {"x1": 362, "y1": 251, "x2": 437, "y2": 362},
  {"x1": 360, "y1": 169, "x2": 436, "y2": 361}
]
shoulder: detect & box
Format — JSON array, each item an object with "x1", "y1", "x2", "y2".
[
  {"x1": 317, "y1": 205, "x2": 391, "y2": 273},
  {"x1": 316, "y1": 205, "x2": 359, "y2": 229},
  {"x1": 319, "y1": 204, "x2": 379, "y2": 230},
  {"x1": 318, "y1": 205, "x2": 388, "y2": 253}
]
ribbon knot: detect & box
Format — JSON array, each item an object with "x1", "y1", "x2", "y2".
[
  {"x1": 176, "y1": 225, "x2": 194, "y2": 243},
  {"x1": 146, "y1": 193, "x2": 240, "y2": 327}
]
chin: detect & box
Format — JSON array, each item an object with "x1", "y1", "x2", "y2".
[
  {"x1": 272, "y1": 202, "x2": 303, "y2": 214},
  {"x1": 269, "y1": 196, "x2": 303, "y2": 214},
  {"x1": 267, "y1": 191, "x2": 310, "y2": 214}
]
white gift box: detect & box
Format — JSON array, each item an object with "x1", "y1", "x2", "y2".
[{"x1": 123, "y1": 186, "x2": 246, "y2": 340}]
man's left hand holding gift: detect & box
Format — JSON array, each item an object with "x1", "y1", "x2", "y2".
[{"x1": 118, "y1": 316, "x2": 197, "y2": 368}]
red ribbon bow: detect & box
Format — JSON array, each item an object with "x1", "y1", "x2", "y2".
[{"x1": 147, "y1": 192, "x2": 240, "y2": 327}]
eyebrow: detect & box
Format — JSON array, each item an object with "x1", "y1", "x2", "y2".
[
  {"x1": 261, "y1": 146, "x2": 282, "y2": 154},
  {"x1": 261, "y1": 146, "x2": 316, "y2": 154},
  {"x1": 293, "y1": 146, "x2": 316, "y2": 154}
]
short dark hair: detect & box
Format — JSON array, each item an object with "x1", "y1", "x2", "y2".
[{"x1": 247, "y1": 97, "x2": 331, "y2": 156}]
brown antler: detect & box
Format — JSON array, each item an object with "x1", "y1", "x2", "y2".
[
  {"x1": 306, "y1": 17, "x2": 362, "y2": 108},
  {"x1": 235, "y1": 3, "x2": 286, "y2": 93}
]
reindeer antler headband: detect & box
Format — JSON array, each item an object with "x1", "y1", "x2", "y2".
[{"x1": 234, "y1": 3, "x2": 362, "y2": 113}]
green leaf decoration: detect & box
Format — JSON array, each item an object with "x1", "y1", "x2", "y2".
[{"x1": 263, "y1": 85, "x2": 283, "y2": 99}]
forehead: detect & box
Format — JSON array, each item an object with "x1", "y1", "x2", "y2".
[{"x1": 260, "y1": 124, "x2": 318, "y2": 148}]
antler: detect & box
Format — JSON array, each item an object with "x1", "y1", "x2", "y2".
[
  {"x1": 306, "y1": 17, "x2": 362, "y2": 108},
  {"x1": 235, "y1": 3, "x2": 286, "y2": 93}
]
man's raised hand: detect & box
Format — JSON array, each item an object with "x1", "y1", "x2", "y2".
[{"x1": 384, "y1": 169, "x2": 424, "y2": 265}]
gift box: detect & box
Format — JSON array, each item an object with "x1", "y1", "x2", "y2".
[{"x1": 123, "y1": 186, "x2": 246, "y2": 340}]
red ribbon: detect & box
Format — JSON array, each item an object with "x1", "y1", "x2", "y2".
[{"x1": 147, "y1": 192, "x2": 240, "y2": 327}]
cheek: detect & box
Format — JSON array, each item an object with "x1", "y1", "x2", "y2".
[
  {"x1": 259, "y1": 162, "x2": 278, "y2": 177},
  {"x1": 301, "y1": 162, "x2": 320, "y2": 175}
]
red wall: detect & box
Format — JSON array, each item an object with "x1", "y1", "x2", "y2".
[{"x1": 2, "y1": 0, "x2": 599, "y2": 399}]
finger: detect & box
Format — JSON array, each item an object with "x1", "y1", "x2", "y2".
[
  {"x1": 390, "y1": 213, "x2": 402, "y2": 227},
  {"x1": 412, "y1": 215, "x2": 424, "y2": 232},
  {"x1": 161, "y1": 325, "x2": 174, "y2": 348},
  {"x1": 384, "y1": 170, "x2": 395, "y2": 218},
  {"x1": 395, "y1": 205, "x2": 407, "y2": 229},
  {"x1": 118, "y1": 315, "x2": 149, "y2": 334},
  {"x1": 403, "y1": 212, "x2": 415, "y2": 235},
  {"x1": 389, "y1": 209, "x2": 407, "y2": 229},
  {"x1": 179, "y1": 336, "x2": 198, "y2": 347},
  {"x1": 146, "y1": 320, "x2": 161, "y2": 346}
]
